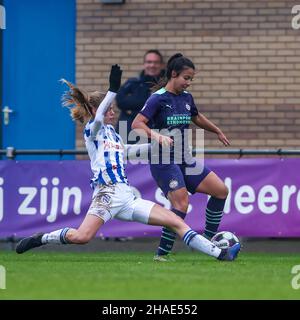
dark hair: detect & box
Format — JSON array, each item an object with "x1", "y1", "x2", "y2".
[
  {"x1": 143, "y1": 49, "x2": 164, "y2": 63},
  {"x1": 152, "y1": 53, "x2": 195, "y2": 91}
]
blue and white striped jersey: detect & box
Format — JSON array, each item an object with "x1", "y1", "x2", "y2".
[
  {"x1": 83, "y1": 90, "x2": 148, "y2": 188},
  {"x1": 84, "y1": 121, "x2": 128, "y2": 187}
]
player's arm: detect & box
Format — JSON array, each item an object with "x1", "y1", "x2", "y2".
[
  {"x1": 132, "y1": 114, "x2": 173, "y2": 147},
  {"x1": 90, "y1": 91, "x2": 116, "y2": 136},
  {"x1": 90, "y1": 65, "x2": 122, "y2": 137},
  {"x1": 192, "y1": 113, "x2": 230, "y2": 146}
]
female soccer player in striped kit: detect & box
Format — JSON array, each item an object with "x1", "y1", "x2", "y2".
[
  {"x1": 132, "y1": 54, "x2": 230, "y2": 261},
  {"x1": 16, "y1": 65, "x2": 239, "y2": 262}
]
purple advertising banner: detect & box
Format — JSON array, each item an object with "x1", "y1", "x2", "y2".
[{"x1": 1, "y1": 159, "x2": 300, "y2": 238}]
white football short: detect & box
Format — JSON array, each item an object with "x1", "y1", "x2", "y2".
[{"x1": 87, "y1": 183, "x2": 155, "y2": 224}]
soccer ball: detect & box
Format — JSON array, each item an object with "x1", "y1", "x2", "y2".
[{"x1": 211, "y1": 231, "x2": 240, "y2": 249}]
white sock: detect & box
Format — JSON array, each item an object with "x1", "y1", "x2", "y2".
[
  {"x1": 41, "y1": 228, "x2": 70, "y2": 244},
  {"x1": 183, "y1": 229, "x2": 221, "y2": 258}
]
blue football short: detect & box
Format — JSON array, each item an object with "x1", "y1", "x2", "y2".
[{"x1": 150, "y1": 159, "x2": 211, "y2": 196}]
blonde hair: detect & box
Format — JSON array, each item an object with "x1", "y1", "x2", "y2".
[{"x1": 61, "y1": 79, "x2": 105, "y2": 123}]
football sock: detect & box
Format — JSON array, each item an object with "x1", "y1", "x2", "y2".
[
  {"x1": 183, "y1": 229, "x2": 221, "y2": 258},
  {"x1": 156, "y1": 208, "x2": 186, "y2": 256},
  {"x1": 41, "y1": 228, "x2": 70, "y2": 244},
  {"x1": 204, "y1": 197, "x2": 226, "y2": 240}
]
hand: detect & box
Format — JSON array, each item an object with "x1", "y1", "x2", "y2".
[
  {"x1": 217, "y1": 131, "x2": 230, "y2": 146},
  {"x1": 109, "y1": 64, "x2": 122, "y2": 93},
  {"x1": 157, "y1": 134, "x2": 174, "y2": 147}
]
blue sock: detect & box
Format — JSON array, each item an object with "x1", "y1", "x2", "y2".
[
  {"x1": 204, "y1": 197, "x2": 226, "y2": 240},
  {"x1": 156, "y1": 208, "x2": 186, "y2": 256}
]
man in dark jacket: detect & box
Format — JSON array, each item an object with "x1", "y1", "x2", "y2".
[{"x1": 116, "y1": 50, "x2": 164, "y2": 143}]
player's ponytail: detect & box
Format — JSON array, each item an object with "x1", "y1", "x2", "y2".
[
  {"x1": 152, "y1": 53, "x2": 195, "y2": 92},
  {"x1": 61, "y1": 79, "x2": 105, "y2": 123},
  {"x1": 166, "y1": 53, "x2": 195, "y2": 79}
]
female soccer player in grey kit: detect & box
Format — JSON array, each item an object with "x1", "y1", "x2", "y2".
[
  {"x1": 132, "y1": 53, "x2": 230, "y2": 261},
  {"x1": 16, "y1": 64, "x2": 240, "y2": 262}
]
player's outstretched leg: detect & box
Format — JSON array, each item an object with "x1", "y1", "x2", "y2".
[
  {"x1": 16, "y1": 233, "x2": 45, "y2": 254},
  {"x1": 16, "y1": 227, "x2": 72, "y2": 254},
  {"x1": 181, "y1": 228, "x2": 240, "y2": 261},
  {"x1": 217, "y1": 243, "x2": 241, "y2": 261},
  {"x1": 148, "y1": 204, "x2": 240, "y2": 261},
  {"x1": 16, "y1": 215, "x2": 104, "y2": 254}
]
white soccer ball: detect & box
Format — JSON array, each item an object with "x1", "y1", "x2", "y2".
[{"x1": 211, "y1": 231, "x2": 240, "y2": 249}]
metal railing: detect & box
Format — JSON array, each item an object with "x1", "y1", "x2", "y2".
[{"x1": 1, "y1": 147, "x2": 300, "y2": 159}]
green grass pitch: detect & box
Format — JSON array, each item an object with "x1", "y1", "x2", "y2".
[{"x1": 1, "y1": 251, "x2": 300, "y2": 299}]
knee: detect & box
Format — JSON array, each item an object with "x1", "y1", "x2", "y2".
[
  {"x1": 215, "y1": 185, "x2": 229, "y2": 199},
  {"x1": 172, "y1": 195, "x2": 189, "y2": 213},
  {"x1": 175, "y1": 204, "x2": 188, "y2": 213}
]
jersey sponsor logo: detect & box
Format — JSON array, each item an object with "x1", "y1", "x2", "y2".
[
  {"x1": 103, "y1": 140, "x2": 123, "y2": 151},
  {"x1": 169, "y1": 179, "x2": 179, "y2": 189},
  {"x1": 167, "y1": 115, "x2": 191, "y2": 125}
]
